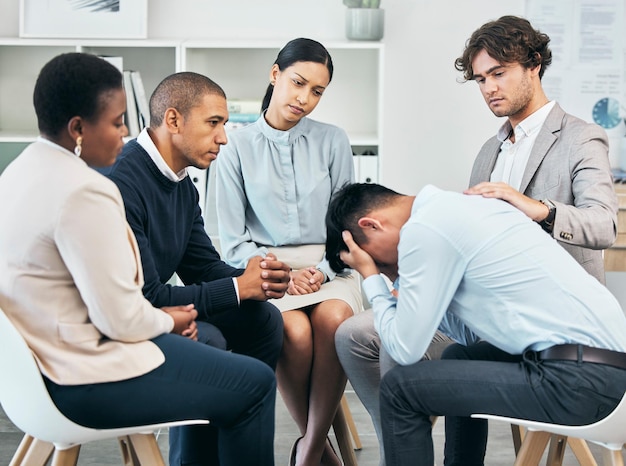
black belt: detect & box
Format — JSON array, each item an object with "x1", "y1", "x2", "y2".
[{"x1": 538, "y1": 344, "x2": 626, "y2": 370}]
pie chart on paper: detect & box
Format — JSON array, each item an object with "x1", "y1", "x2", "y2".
[{"x1": 592, "y1": 97, "x2": 622, "y2": 129}]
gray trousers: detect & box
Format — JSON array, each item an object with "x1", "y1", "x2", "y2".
[{"x1": 335, "y1": 310, "x2": 453, "y2": 466}]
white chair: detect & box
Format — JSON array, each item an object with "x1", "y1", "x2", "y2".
[
  {"x1": 0, "y1": 307, "x2": 209, "y2": 466},
  {"x1": 472, "y1": 392, "x2": 626, "y2": 466}
]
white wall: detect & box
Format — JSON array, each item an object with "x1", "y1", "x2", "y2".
[
  {"x1": 2, "y1": 1, "x2": 625, "y2": 306},
  {"x1": 0, "y1": 0, "x2": 523, "y2": 193}
]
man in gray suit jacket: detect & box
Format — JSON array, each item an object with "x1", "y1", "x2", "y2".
[
  {"x1": 460, "y1": 15, "x2": 617, "y2": 284},
  {"x1": 454, "y1": 13, "x2": 619, "y2": 463},
  {"x1": 333, "y1": 15, "x2": 618, "y2": 466}
]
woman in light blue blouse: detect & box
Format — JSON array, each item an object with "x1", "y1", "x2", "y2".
[{"x1": 216, "y1": 38, "x2": 362, "y2": 466}]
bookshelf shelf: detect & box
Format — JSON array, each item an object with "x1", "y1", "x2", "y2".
[
  {"x1": 0, "y1": 38, "x2": 179, "y2": 148},
  {"x1": 0, "y1": 38, "x2": 383, "y2": 184},
  {"x1": 181, "y1": 39, "x2": 384, "y2": 187}
]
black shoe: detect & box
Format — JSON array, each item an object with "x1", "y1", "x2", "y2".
[{"x1": 289, "y1": 436, "x2": 302, "y2": 466}]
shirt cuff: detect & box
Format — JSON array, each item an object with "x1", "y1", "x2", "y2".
[
  {"x1": 362, "y1": 274, "x2": 392, "y2": 304},
  {"x1": 232, "y1": 277, "x2": 240, "y2": 304}
]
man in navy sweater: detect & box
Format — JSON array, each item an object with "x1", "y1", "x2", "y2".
[{"x1": 104, "y1": 71, "x2": 290, "y2": 466}]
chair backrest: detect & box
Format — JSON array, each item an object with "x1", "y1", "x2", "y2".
[
  {"x1": 0, "y1": 307, "x2": 92, "y2": 445},
  {"x1": 0, "y1": 307, "x2": 210, "y2": 449}
]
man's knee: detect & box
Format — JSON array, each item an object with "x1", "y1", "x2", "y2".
[
  {"x1": 242, "y1": 301, "x2": 284, "y2": 334},
  {"x1": 196, "y1": 321, "x2": 227, "y2": 350},
  {"x1": 335, "y1": 310, "x2": 380, "y2": 361}
]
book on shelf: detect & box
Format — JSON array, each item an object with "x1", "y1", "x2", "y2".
[
  {"x1": 226, "y1": 100, "x2": 261, "y2": 131},
  {"x1": 99, "y1": 55, "x2": 123, "y2": 72},
  {"x1": 122, "y1": 70, "x2": 141, "y2": 137},
  {"x1": 227, "y1": 99, "x2": 262, "y2": 114},
  {"x1": 130, "y1": 70, "x2": 150, "y2": 129},
  {"x1": 228, "y1": 113, "x2": 260, "y2": 123}
]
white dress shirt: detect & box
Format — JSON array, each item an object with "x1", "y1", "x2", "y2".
[{"x1": 365, "y1": 185, "x2": 626, "y2": 366}]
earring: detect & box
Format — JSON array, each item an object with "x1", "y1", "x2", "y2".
[{"x1": 74, "y1": 136, "x2": 82, "y2": 157}]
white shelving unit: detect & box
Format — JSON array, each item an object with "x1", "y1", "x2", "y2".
[
  {"x1": 0, "y1": 38, "x2": 179, "y2": 171},
  {"x1": 181, "y1": 39, "x2": 384, "y2": 234},
  {"x1": 0, "y1": 38, "x2": 384, "y2": 231}
]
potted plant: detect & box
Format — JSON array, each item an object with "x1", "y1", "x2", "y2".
[{"x1": 344, "y1": 0, "x2": 384, "y2": 40}]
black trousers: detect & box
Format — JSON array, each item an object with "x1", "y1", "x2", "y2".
[
  {"x1": 45, "y1": 332, "x2": 277, "y2": 466},
  {"x1": 169, "y1": 299, "x2": 283, "y2": 466},
  {"x1": 380, "y1": 341, "x2": 626, "y2": 466}
]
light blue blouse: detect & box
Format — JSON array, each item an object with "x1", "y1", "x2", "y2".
[
  {"x1": 216, "y1": 115, "x2": 355, "y2": 280},
  {"x1": 365, "y1": 185, "x2": 626, "y2": 366}
]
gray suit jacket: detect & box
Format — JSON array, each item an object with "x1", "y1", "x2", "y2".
[{"x1": 469, "y1": 103, "x2": 617, "y2": 283}]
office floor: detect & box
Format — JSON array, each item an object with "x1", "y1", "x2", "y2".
[{"x1": 0, "y1": 385, "x2": 621, "y2": 465}]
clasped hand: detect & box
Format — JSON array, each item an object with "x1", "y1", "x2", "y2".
[
  {"x1": 287, "y1": 267, "x2": 324, "y2": 295},
  {"x1": 236, "y1": 253, "x2": 291, "y2": 300},
  {"x1": 162, "y1": 303, "x2": 198, "y2": 340}
]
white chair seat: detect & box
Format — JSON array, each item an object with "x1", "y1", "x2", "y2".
[{"x1": 472, "y1": 392, "x2": 626, "y2": 465}]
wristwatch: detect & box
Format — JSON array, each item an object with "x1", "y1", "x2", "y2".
[{"x1": 539, "y1": 199, "x2": 556, "y2": 232}]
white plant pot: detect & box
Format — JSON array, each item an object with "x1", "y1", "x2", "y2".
[{"x1": 345, "y1": 8, "x2": 384, "y2": 41}]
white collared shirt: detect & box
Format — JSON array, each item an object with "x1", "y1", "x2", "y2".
[
  {"x1": 136, "y1": 129, "x2": 187, "y2": 182},
  {"x1": 366, "y1": 185, "x2": 626, "y2": 366},
  {"x1": 490, "y1": 101, "x2": 556, "y2": 190}
]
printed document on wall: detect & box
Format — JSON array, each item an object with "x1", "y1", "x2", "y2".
[{"x1": 526, "y1": 0, "x2": 625, "y2": 166}]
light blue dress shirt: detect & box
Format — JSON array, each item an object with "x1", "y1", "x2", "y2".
[
  {"x1": 216, "y1": 115, "x2": 355, "y2": 280},
  {"x1": 365, "y1": 185, "x2": 626, "y2": 366}
]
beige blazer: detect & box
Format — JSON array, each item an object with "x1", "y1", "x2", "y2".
[
  {"x1": 0, "y1": 141, "x2": 173, "y2": 385},
  {"x1": 469, "y1": 103, "x2": 618, "y2": 283}
]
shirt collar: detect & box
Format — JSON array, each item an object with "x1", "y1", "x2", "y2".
[
  {"x1": 258, "y1": 112, "x2": 308, "y2": 145},
  {"x1": 496, "y1": 101, "x2": 556, "y2": 142},
  {"x1": 136, "y1": 128, "x2": 188, "y2": 182}
]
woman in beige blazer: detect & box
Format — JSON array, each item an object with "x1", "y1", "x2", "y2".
[{"x1": 0, "y1": 53, "x2": 276, "y2": 466}]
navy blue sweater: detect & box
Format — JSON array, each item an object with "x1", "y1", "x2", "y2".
[{"x1": 104, "y1": 140, "x2": 242, "y2": 320}]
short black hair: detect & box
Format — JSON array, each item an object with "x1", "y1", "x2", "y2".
[
  {"x1": 325, "y1": 183, "x2": 401, "y2": 273},
  {"x1": 149, "y1": 72, "x2": 226, "y2": 128},
  {"x1": 33, "y1": 52, "x2": 123, "y2": 138},
  {"x1": 455, "y1": 15, "x2": 552, "y2": 81}
]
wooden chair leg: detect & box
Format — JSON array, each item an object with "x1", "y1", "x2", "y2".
[
  {"x1": 9, "y1": 434, "x2": 35, "y2": 466},
  {"x1": 567, "y1": 437, "x2": 598, "y2": 466},
  {"x1": 545, "y1": 434, "x2": 567, "y2": 466},
  {"x1": 511, "y1": 424, "x2": 525, "y2": 455},
  {"x1": 119, "y1": 435, "x2": 141, "y2": 466},
  {"x1": 514, "y1": 430, "x2": 551, "y2": 466},
  {"x1": 341, "y1": 395, "x2": 362, "y2": 450},
  {"x1": 332, "y1": 402, "x2": 358, "y2": 466},
  {"x1": 50, "y1": 445, "x2": 81, "y2": 466},
  {"x1": 13, "y1": 436, "x2": 55, "y2": 466},
  {"x1": 600, "y1": 447, "x2": 625, "y2": 466},
  {"x1": 128, "y1": 433, "x2": 166, "y2": 466}
]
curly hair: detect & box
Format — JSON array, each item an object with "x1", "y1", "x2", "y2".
[
  {"x1": 33, "y1": 52, "x2": 123, "y2": 138},
  {"x1": 454, "y1": 15, "x2": 552, "y2": 81}
]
